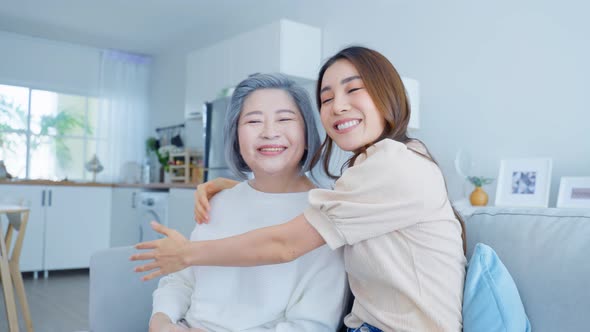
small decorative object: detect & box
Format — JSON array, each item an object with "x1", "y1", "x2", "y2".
[
  {"x1": 495, "y1": 158, "x2": 553, "y2": 208},
  {"x1": 0, "y1": 160, "x2": 10, "y2": 180},
  {"x1": 85, "y1": 154, "x2": 104, "y2": 182},
  {"x1": 557, "y1": 177, "x2": 590, "y2": 208},
  {"x1": 467, "y1": 176, "x2": 495, "y2": 206}
]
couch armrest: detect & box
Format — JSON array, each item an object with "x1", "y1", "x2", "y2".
[{"x1": 89, "y1": 246, "x2": 161, "y2": 332}]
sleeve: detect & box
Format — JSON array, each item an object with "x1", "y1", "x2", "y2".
[
  {"x1": 304, "y1": 140, "x2": 445, "y2": 249},
  {"x1": 151, "y1": 267, "x2": 195, "y2": 324},
  {"x1": 239, "y1": 248, "x2": 348, "y2": 332}
]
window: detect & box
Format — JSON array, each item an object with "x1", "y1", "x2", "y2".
[{"x1": 0, "y1": 84, "x2": 103, "y2": 181}]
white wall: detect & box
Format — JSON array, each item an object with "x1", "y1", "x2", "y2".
[
  {"x1": 303, "y1": 0, "x2": 590, "y2": 206},
  {"x1": 0, "y1": 31, "x2": 101, "y2": 95},
  {"x1": 151, "y1": 0, "x2": 590, "y2": 206},
  {"x1": 148, "y1": 50, "x2": 186, "y2": 133}
]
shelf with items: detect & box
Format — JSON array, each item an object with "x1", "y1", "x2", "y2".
[{"x1": 167, "y1": 151, "x2": 204, "y2": 184}]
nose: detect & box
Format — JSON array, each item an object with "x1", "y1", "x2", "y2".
[
  {"x1": 332, "y1": 94, "x2": 351, "y2": 115},
  {"x1": 260, "y1": 121, "x2": 280, "y2": 139}
]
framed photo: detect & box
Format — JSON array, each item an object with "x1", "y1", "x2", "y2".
[
  {"x1": 495, "y1": 158, "x2": 552, "y2": 208},
  {"x1": 557, "y1": 177, "x2": 590, "y2": 208}
]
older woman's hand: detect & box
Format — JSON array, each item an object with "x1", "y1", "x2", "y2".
[
  {"x1": 194, "y1": 177, "x2": 240, "y2": 224},
  {"x1": 131, "y1": 221, "x2": 191, "y2": 281}
]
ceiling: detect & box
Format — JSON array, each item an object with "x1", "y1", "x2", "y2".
[{"x1": 0, "y1": 0, "x2": 325, "y2": 55}]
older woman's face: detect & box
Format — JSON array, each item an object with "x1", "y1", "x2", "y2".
[{"x1": 237, "y1": 89, "x2": 306, "y2": 178}]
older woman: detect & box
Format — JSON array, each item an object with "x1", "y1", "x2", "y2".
[{"x1": 148, "y1": 73, "x2": 347, "y2": 332}]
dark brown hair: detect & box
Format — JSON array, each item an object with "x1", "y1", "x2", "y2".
[{"x1": 311, "y1": 46, "x2": 467, "y2": 254}]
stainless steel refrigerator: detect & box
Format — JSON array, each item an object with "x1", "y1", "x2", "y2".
[{"x1": 202, "y1": 97, "x2": 241, "y2": 182}]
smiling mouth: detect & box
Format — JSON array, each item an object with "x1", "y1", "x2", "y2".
[
  {"x1": 257, "y1": 146, "x2": 287, "y2": 155},
  {"x1": 334, "y1": 119, "x2": 361, "y2": 131}
]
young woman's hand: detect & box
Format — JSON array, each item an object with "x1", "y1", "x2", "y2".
[
  {"x1": 194, "y1": 177, "x2": 239, "y2": 224},
  {"x1": 131, "y1": 222, "x2": 191, "y2": 281}
]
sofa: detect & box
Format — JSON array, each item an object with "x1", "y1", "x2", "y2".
[
  {"x1": 460, "y1": 205, "x2": 590, "y2": 331},
  {"x1": 89, "y1": 206, "x2": 590, "y2": 331}
]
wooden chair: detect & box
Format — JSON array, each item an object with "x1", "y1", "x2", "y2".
[{"x1": 1, "y1": 199, "x2": 33, "y2": 332}]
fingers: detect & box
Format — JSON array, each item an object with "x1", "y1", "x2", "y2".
[
  {"x1": 195, "y1": 203, "x2": 209, "y2": 224},
  {"x1": 141, "y1": 269, "x2": 164, "y2": 282},
  {"x1": 134, "y1": 240, "x2": 158, "y2": 250},
  {"x1": 130, "y1": 250, "x2": 156, "y2": 261},
  {"x1": 134, "y1": 261, "x2": 161, "y2": 273},
  {"x1": 151, "y1": 221, "x2": 170, "y2": 235},
  {"x1": 199, "y1": 193, "x2": 211, "y2": 213}
]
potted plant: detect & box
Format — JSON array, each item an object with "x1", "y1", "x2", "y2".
[
  {"x1": 467, "y1": 176, "x2": 495, "y2": 206},
  {"x1": 145, "y1": 137, "x2": 169, "y2": 182}
]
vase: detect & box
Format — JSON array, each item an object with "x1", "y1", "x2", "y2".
[{"x1": 470, "y1": 187, "x2": 488, "y2": 206}]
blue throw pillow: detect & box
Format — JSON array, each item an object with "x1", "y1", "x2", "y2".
[{"x1": 463, "y1": 243, "x2": 531, "y2": 332}]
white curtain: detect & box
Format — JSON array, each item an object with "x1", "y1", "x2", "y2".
[{"x1": 96, "y1": 50, "x2": 151, "y2": 182}]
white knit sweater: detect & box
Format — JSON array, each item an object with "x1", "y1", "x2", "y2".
[{"x1": 152, "y1": 182, "x2": 347, "y2": 331}]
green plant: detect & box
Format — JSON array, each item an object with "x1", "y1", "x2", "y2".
[
  {"x1": 0, "y1": 95, "x2": 88, "y2": 169},
  {"x1": 146, "y1": 137, "x2": 169, "y2": 172},
  {"x1": 467, "y1": 176, "x2": 494, "y2": 187}
]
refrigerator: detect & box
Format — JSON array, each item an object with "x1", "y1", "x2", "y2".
[{"x1": 202, "y1": 97, "x2": 241, "y2": 182}]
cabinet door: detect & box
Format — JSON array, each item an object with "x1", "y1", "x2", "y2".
[
  {"x1": 230, "y1": 22, "x2": 279, "y2": 85},
  {"x1": 110, "y1": 188, "x2": 140, "y2": 247},
  {"x1": 168, "y1": 188, "x2": 197, "y2": 238},
  {"x1": 44, "y1": 186, "x2": 112, "y2": 270},
  {"x1": 0, "y1": 185, "x2": 45, "y2": 272}
]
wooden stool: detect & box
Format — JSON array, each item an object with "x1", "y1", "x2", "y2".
[{"x1": 1, "y1": 204, "x2": 33, "y2": 332}]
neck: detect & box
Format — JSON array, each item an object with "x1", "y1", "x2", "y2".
[{"x1": 249, "y1": 172, "x2": 315, "y2": 193}]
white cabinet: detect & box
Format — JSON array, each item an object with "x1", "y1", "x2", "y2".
[
  {"x1": 0, "y1": 184, "x2": 112, "y2": 273},
  {"x1": 185, "y1": 19, "x2": 321, "y2": 117},
  {"x1": 44, "y1": 186, "x2": 111, "y2": 270},
  {"x1": 168, "y1": 188, "x2": 197, "y2": 238},
  {"x1": 110, "y1": 187, "x2": 140, "y2": 247},
  {"x1": 0, "y1": 185, "x2": 45, "y2": 272}
]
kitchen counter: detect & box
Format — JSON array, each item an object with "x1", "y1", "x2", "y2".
[{"x1": 0, "y1": 179, "x2": 197, "y2": 189}]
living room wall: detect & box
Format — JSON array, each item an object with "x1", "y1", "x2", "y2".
[{"x1": 150, "y1": 0, "x2": 590, "y2": 206}]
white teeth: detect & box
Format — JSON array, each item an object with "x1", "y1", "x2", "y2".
[
  {"x1": 260, "y1": 147, "x2": 285, "y2": 152},
  {"x1": 336, "y1": 120, "x2": 360, "y2": 131}
]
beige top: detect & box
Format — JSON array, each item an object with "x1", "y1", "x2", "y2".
[{"x1": 304, "y1": 139, "x2": 465, "y2": 331}]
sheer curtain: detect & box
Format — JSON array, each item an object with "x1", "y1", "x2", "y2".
[{"x1": 96, "y1": 50, "x2": 151, "y2": 182}]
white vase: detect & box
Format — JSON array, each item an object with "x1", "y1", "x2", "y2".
[{"x1": 164, "y1": 172, "x2": 171, "y2": 183}]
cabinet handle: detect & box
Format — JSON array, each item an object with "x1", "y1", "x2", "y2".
[
  {"x1": 48, "y1": 190, "x2": 52, "y2": 207},
  {"x1": 41, "y1": 190, "x2": 46, "y2": 206}
]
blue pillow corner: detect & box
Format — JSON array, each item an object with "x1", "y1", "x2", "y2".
[{"x1": 463, "y1": 243, "x2": 531, "y2": 332}]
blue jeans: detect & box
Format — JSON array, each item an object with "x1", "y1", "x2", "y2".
[{"x1": 347, "y1": 323, "x2": 383, "y2": 332}]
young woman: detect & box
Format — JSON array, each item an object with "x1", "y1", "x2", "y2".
[
  {"x1": 133, "y1": 47, "x2": 467, "y2": 332},
  {"x1": 148, "y1": 73, "x2": 347, "y2": 332}
]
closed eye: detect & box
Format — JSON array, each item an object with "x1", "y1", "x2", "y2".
[
  {"x1": 279, "y1": 118, "x2": 294, "y2": 122},
  {"x1": 348, "y1": 87, "x2": 362, "y2": 93},
  {"x1": 321, "y1": 98, "x2": 333, "y2": 104},
  {"x1": 247, "y1": 120, "x2": 262, "y2": 124}
]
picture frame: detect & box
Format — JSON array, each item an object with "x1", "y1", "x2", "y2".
[
  {"x1": 557, "y1": 177, "x2": 590, "y2": 208},
  {"x1": 495, "y1": 158, "x2": 552, "y2": 208}
]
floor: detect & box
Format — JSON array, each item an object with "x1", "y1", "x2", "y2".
[{"x1": 0, "y1": 269, "x2": 89, "y2": 332}]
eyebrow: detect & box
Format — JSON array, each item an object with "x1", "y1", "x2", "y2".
[
  {"x1": 320, "y1": 75, "x2": 362, "y2": 93},
  {"x1": 242, "y1": 109, "x2": 296, "y2": 117}
]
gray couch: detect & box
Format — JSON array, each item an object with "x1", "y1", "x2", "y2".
[
  {"x1": 462, "y1": 206, "x2": 590, "y2": 332},
  {"x1": 89, "y1": 207, "x2": 590, "y2": 332}
]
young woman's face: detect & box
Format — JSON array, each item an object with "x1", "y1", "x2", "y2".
[
  {"x1": 238, "y1": 89, "x2": 307, "y2": 177},
  {"x1": 319, "y1": 59, "x2": 386, "y2": 151}
]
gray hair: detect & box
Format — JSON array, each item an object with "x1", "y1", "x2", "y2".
[{"x1": 224, "y1": 73, "x2": 321, "y2": 179}]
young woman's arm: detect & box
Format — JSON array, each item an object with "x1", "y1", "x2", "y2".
[
  {"x1": 132, "y1": 214, "x2": 326, "y2": 282},
  {"x1": 194, "y1": 177, "x2": 239, "y2": 223}
]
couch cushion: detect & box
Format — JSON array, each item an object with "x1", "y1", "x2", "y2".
[
  {"x1": 463, "y1": 243, "x2": 531, "y2": 332},
  {"x1": 89, "y1": 246, "x2": 162, "y2": 332},
  {"x1": 463, "y1": 207, "x2": 590, "y2": 332}
]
